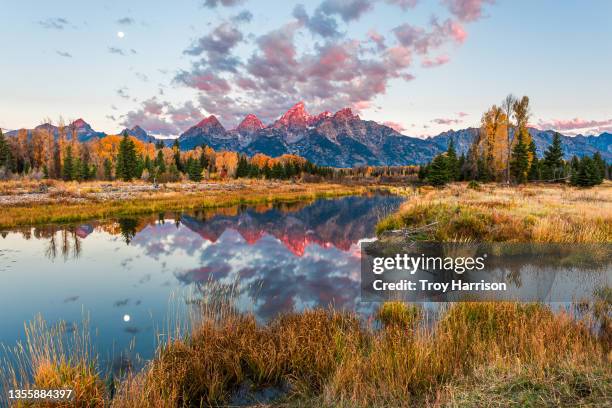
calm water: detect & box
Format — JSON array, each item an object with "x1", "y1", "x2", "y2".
[{"x1": 0, "y1": 194, "x2": 403, "y2": 369}]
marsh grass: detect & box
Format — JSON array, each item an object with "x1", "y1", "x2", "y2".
[
  {"x1": 0, "y1": 180, "x2": 368, "y2": 229},
  {"x1": 1, "y1": 295, "x2": 609, "y2": 407},
  {"x1": 0, "y1": 315, "x2": 106, "y2": 407},
  {"x1": 377, "y1": 182, "x2": 612, "y2": 243}
]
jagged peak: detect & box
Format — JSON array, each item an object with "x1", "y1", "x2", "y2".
[
  {"x1": 237, "y1": 114, "x2": 265, "y2": 132},
  {"x1": 71, "y1": 118, "x2": 89, "y2": 128},
  {"x1": 275, "y1": 101, "x2": 311, "y2": 128},
  {"x1": 196, "y1": 115, "x2": 224, "y2": 129},
  {"x1": 333, "y1": 108, "x2": 359, "y2": 121}
]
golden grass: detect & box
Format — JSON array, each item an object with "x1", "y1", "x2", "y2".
[
  {"x1": 377, "y1": 182, "x2": 612, "y2": 243},
  {"x1": 2, "y1": 295, "x2": 610, "y2": 408},
  {"x1": 1, "y1": 316, "x2": 106, "y2": 408},
  {"x1": 0, "y1": 180, "x2": 370, "y2": 229}
]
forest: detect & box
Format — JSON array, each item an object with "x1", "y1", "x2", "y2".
[{"x1": 419, "y1": 95, "x2": 611, "y2": 187}]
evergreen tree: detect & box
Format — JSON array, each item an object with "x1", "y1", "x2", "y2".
[
  {"x1": 155, "y1": 140, "x2": 165, "y2": 150},
  {"x1": 236, "y1": 154, "x2": 249, "y2": 178},
  {"x1": 592, "y1": 152, "x2": 606, "y2": 184},
  {"x1": 510, "y1": 132, "x2": 530, "y2": 183},
  {"x1": 103, "y1": 158, "x2": 113, "y2": 180},
  {"x1": 527, "y1": 140, "x2": 540, "y2": 181},
  {"x1": 457, "y1": 153, "x2": 466, "y2": 181},
  {"x1": 187, "y1": 157, "x2": 203, "y2": 181},
  {"x1": 427, "y1": 154, "x2": 450, "y2": 186},
  {"x1": 116, "y1": 132, "x2": 138, "y2": 181},
  {"x1": 541, "y1": 132, "x2": 565, "y2": 181},
  {"x1": 172, "y1": 139, "x2": 182, "y2": 172},
  {"x1": 446, "y1": 139, "x2": 459, "y2": 181},
  {"x1": 572, "y1": 156, "x2": 598, "y2": 187},
  {"x1": 155, "y1": 149, "x2": 166, "y2": 175},
  {"x1": 0, "y1": 130, "x2": 13, "y2": 172},
  {"x1": 62, "y1": 145, "x2": 74, "y2": 181}
]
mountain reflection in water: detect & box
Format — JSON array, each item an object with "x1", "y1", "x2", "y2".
[{"x1": 0, "y1": 194, "x2": 402, "y2": 362}]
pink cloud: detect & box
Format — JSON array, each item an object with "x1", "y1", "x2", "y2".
[
  {"x1": 421, "y1": 54, "x2": 450, "y2": 68},
  {"x1": 457, "y1": 111, "x2": 469, "y2": 117},
  {"x1": 536, "y1": 117, "x2": 612, "y2": 135},
  {"x1": 383, "y1": 121, "x2": 407, "y2": 132},
  {"x1": 443, "y1": 0, "x2": 495, "y2": 22},
  {"x1": 431, "y1": 117, "x2": 462, "y2": 125}
]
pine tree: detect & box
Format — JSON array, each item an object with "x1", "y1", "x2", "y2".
[
  {"x1": 510, "y1": 132, "x2": 529, "y2": 183},
  {"x1": 187, "y1": 157, "x2": 203, "y2": 181},
  {"x1": 446, "y1": 139, "x2": 458, "y2": 181},
  {"x1": 62, "y1": 145, "x2": 74, "y2": 181},
  {"x1": 103, "y1": 158, "x2": 113, "y2": 180},
  {"x1": 427, "y1": 154, "x2": 449, "y2": 186},
  {"x1": 571, "y1": 155, "x2": 602, "y2": 187},
  {"x1": 542, "y1": 132, "x2": 565, "y2": 181},
  {"x1": 0, "y1": 129, "x2": 13, "y2": 172},
  {"x1": 527, "y1": 140, "x2": 540, "y2": 181},
  {"x1": 116, "y1": 132, "x2": 138, "y2": 181},
  {"x1": 592, "y1": 152, "x2": 606, "y2": 184},
  {"x1": 236, "y1": 154, "x2": 249, "y2": 178},
  {"x1": 155, "y1": 149, "x2": 166, "y2": 175},
  {"x1": 172, "y1": 139, "x2": 182, "y2": 172}
]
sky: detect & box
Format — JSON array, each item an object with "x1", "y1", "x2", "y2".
[{"x1": 1, "y1": 0, "x2": 611, "y2": 138}]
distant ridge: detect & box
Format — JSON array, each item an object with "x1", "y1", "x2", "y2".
[{"x1": 4, "y1": 106, "x2": 611, "y2": 166}]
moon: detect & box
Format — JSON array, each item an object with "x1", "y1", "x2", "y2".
[
  {"x1": 117, "y1": 31, "x2": 125, "y2": 39},
  {"x1": 123, "y1": 314, "x2": 130, "y2": 322}
]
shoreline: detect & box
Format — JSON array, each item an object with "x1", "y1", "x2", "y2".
[{"x1": 0, "y1": 180, "x2": 377, "y2": 229}]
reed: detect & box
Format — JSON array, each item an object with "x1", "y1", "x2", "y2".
[{"x1": 377, "y1": 182, "x2": 612, "y2": 243}]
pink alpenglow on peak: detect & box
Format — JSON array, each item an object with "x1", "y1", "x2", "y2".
[
  {"x1": 274, "y1": 101, "x2": 312, "y2": 128},
  {"x1": 196, "y1": 115, "x2": 224, "y2": 129},
  {"x1": 237, "y1": 114, "x2": 265, "y2": 132},
  {"x1": 333, "y1": 108, "x2": 359, "y2": 121},
  {"x1": 71, "y1": 118, "x2": 89, "y2": 128}
]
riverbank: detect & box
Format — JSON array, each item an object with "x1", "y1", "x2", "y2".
[
  {"x1": 377, "y1": 182, "x2": 612, "y2": 243},
  {"x1": 2, "y1": 295, "x2": 610, "y2": 407},
  {"x1": 0, "y1": 179, "x2": 374, "y2": 229}
]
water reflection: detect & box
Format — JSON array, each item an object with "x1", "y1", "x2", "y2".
[{"x1": 0, "y1": 194, "x2": 402, "y2": 362}]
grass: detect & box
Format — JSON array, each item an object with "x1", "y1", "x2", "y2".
[
  {"x1": 2, "y1": 294, "x2": 610, "y2": 407},
  {"x1": 377, "y1": 182, "x2": 612, "y2": 243},
  {"x1": 0, "y1": 179, "x2": 371, "y2": 229}
]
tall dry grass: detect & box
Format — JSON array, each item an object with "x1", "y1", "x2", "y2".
[
  {"x1": 377, "y1": 182, "x2": 612, "y2": 243},
  {"x1": 2, "y1": 296, "x2": 609, "y2": 407},
  {"x1": 0, "y1": 180, "x2": 369, "y2": 228}
]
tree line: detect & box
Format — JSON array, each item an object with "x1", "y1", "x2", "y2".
[
  {"x1": 419, "y1": 95, "x2": 610, "y2": 187},
  {"x1": 0, "y1": 125, "x2": 335, "y2": 182}
]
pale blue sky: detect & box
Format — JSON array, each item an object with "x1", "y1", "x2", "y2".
[{"x1": 1, "y1": 0, "x2": 611, "y2": 137}]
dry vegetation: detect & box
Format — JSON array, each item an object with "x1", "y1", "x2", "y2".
[
  {"x1": 0, "y1": 179, "x2": 370, "y2": 229},
  {"x1": 378, "y1": 182, "x2": 612, "y2": 243},
  {"x1": 2, "y1": 294, "x2": 610, "y2": 407}
]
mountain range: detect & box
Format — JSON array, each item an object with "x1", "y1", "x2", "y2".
[{"x1": 5, "y1": 102, "x2": 611, "y2": 166}]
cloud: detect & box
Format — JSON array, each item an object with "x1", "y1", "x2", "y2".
[
  {"x1": 38, "y1": 17, "x2": 69, "y2": 30},
  {"x1": 384, "y1": 0, "x2": 419, "y2": 11},
  {"x1": 56, "y1": 50, "x2": 72, "y2": 58},
  {"x1": 117, "y1": 17, "x2": 135, "y2": 25},
  {"x1": 203, "y1": 0, "x2": 246, "y2": 8},
  {"x1": 431, "y1": 117, "x2": 462, "y2": 125},
  {"x1": 536, "y1": 117, "x2": 612, "y2": 135},
  {"x1": 457, "y1": 111, "x2": 468, "y2": 117},
  {"x1": 161, "y1": 0, "x2": 493, "y2": 127},
  {"x1": 121, "y1": 98, "x2": 204, "y2": 136},
  {"x1": 183, "y1": 22, "x2": 244, "y2": 72},
  {"x1": 443, "y1": 0, "x2": 495, "y2": 22},
  {"x1": 108, "y1": 47, "x2": 127, "y2": 56},
  {"x1": 319, "y1": 0, "x2": 372, "y2": 22},
  {"x1": 231, "y1": 10, "x2": 253, "y2": 23},
  {"x1": 394, "y1": 18, "x2": 466, "y2": 54},
  {"x1": 383, "y1": 121, "x2": 407, "y2": 132},
  {"x1": 421, "y1": 54, "x2": 450, "y2": 67},
  {"x1": 293, "y1": 4, "x2": 341, "y2": 38},
  {"x1": 117, "y1": 87, "x2": 130, "y2": 99}
]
